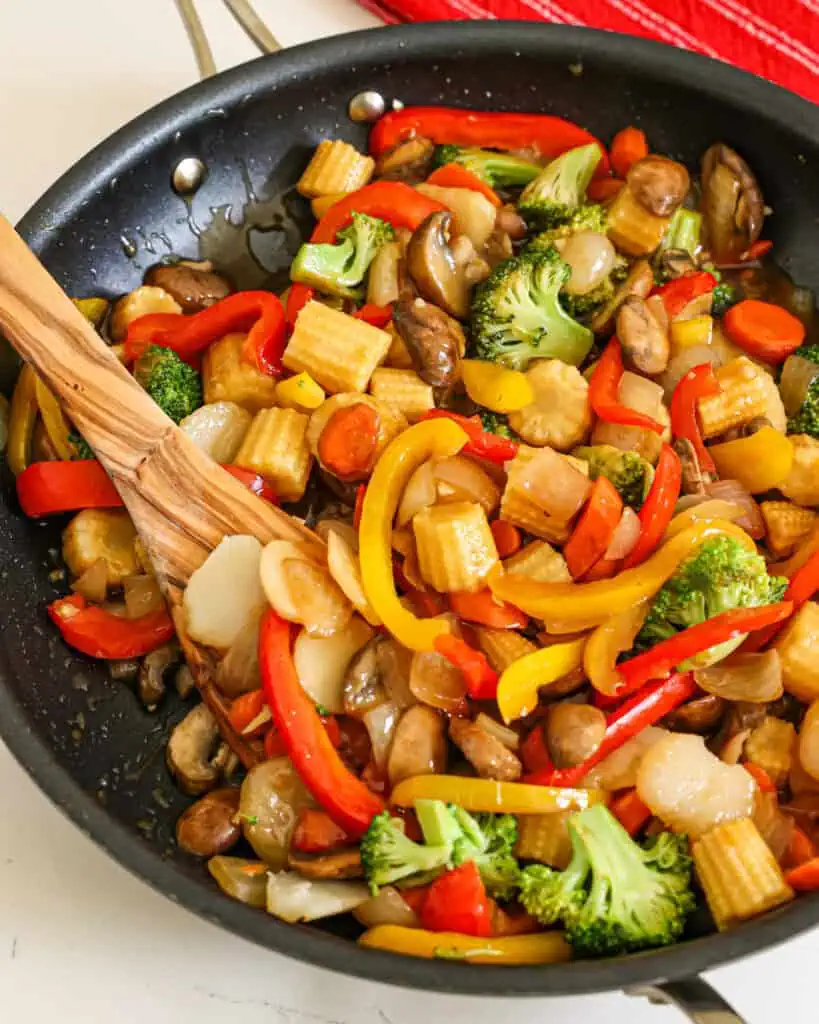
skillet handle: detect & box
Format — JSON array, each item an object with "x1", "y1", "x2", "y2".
[
  {"x1": 175, "y1": 0, "x2": 281, "y2": 79},
  {"x1": 628, "y1": 978, "x2": 746, "y2": 1023}
]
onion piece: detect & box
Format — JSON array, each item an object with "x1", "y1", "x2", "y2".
[
  {"x1": 780, "y1": 354, "x2": 819, "y2": 417},
  {"x1": 315, "y1": 519, "x2": 359, "y2": 552},
  {"x1": 660, "y1": 344, "x2": 716, "y2": 400},
  {"x1": 185, "y1": 535, "x2": 266, "y2": 650},
  {"x1": 71, "y1": 558, "x2": 108, "y2": 604},
  {"x1": 618, "y1": 371, "x2": 663, "y2": 418},
  {"x1": 242, "y1": 705, "x2": 273, "y2": 735},
  {"x1": 433, "y1": 455, "x2": 501, "y2": 517},
  {"x1": 353, "y1": 886, "x2": 419, "y2": 929},
  {"x1": 753, "y1": 790, "x2": 794, "y2": 863},
  {"x1": 585, "y1": 726, "x2": 668, "y2": 791},
  {"x1": 605, "y1": 507, "x2": 641, "y2": 560},
  {"x1": 362, "y1": 701, "x2": 400, "y2": 769},
  {"x1": 326, "y1": 529, "x2": 380, "y2": 625},
  {"x1": 705, "y1": 480, "x2": 764, "y2": 539},
  {"x1": 208, "y1": 857, "x2": 268, "y2": 908},
  {"x1": 516, "y1": 447, "x2": 592, "y2": 521},
  {"x1": 266, "y1": 871, "x2": 370, "y2": 923},
  {"x1": 217, "y1": 609, "x2": 263, "y2": 696},
  {"x1": 673, "y1": 292, "x2": 713, "y2": 322},
  {"x1": 260, "y1": 540, "x2": 353, "y2": 637},
  {"x1": 123, "y1": 573, "x2": 164, "y2": 619},
  {"x1": 293, "y1": 617, "x2": 375, "y2": 713},
  {"x1": 475, "y1": 712, "x2": 520, "y2": 751},
  {"x1": 695, "y1": 651, "x2": 783, "y2": 703},
  {"x1": 180, "y1": 401, "x2": 252, "y2": 463},
  {"x1": 396, "y1": 460, "x2": 437, "y2": 527},
  {"x1": 410, "y1": 648, "x2": 467, "y2": 713}
]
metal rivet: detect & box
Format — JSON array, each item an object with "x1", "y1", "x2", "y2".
[
  {"x1": 172, "y1": 157, "x2": 206, "y2": 196},
  {"x1": 348, "y1": 90, "x2": 386, "y2": 123}
]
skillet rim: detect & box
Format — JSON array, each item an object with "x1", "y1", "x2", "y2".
[{"x1": 5, "y1": 20, "x2": 819, "y2": 997}]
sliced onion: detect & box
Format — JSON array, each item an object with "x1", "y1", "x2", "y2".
[
  {"x1": 217, "y1": 609, "x2": 262, "y2": 696},
  {"x1": 260, "y1": 540, "x2": 353, "y2": 637},
  {"x1": 362, "y1": 700, "x2": 400, "y2": 769},
  {"x1": 410, "y1": 649, "x2": 467, "y2": 713},
  {"x1": 242, "y1": 705, "x2": 273, "y2": 735},
  {"x1": 585, "y1": 726, "x2": 668, "y2": 791},
  {"x1": 705, "y1": 480, "x2": 765, "y2": 539},
  {"x1": 266, "y1": 871, "x2": 370, "y2": 923},
  {"x1": 660, "y1": 345, "x2": 716, "y2": 400},
  {"x1": 353, "y1": 885, "x2": 419, "y2": 929},
  {"x1": 753, "y1": 790, "x2": 794, "y2": 863},
  {"x1": 71, "y1": 558, "x2": 108, "y2": 604},
  {"x1": 326, "y1": 529, "x2": 380, "y2": 625},
  {"x1": 315, "y1": 519, "x2": 359, "y2": 552},
  {"x1": 185, "y1": 535, "x2": 265, "y2": 650},
  {"x1": 392, "y1": 528, "x2": 414, "y2": 557},
  {"x1": 433, "y1": 455, "x2": 501, "y2": 517},
  {"x1": 475, "y1": 712, "x2": 520, "y2": 751},
  {"x1": 401, "y1": 546, "x2": 428, "y2": 593},
  {"x1": 208, "y1": 857, "x2": 268, "y2": 908},
  {"x1": 180, "y1": 401, "x2": 252, "y2": 463},
  {"x1": 516, "y1": 447, "x2": 591, "y2": 521},
  {"x1": 618, "y1": 371, "x2": 663, "y2": 417},
  {"x1": 780, "y1": 354, "x2": 819, "y2": 417},
  {"x1": 604, "y1": 507, "x2": 641, "y2": 560},
  {"x1": 396, "y1": 459, "x2": 437, "y2": 527},
  {"x1": 695, "y1": 650, "x2": 783, "y2": 703},
  {"x1": 123, "y1": 573, "x2": 164, "y2": 619},
  {"x1": 293, "y1": 617, "x2": 374, "y2": 713},
  {"x1": 673, "y1": 292, "x2": 713, "y2": 321}
]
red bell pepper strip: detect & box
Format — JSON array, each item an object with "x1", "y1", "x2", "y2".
[
  {"x1": 352, "y1": 303, "x2": 393, "y2": 328},
  {"x1": 426, "y1": 163, "x2": 502, "y2": 207},
  {"x1": 17, "y1": 460, "x2": 123, "y2": 517},
  {"x1": 588, "y1": 339, "x2": 665, "y2": 434},
  {"x1": 520, "y1": 726, "x2": 553, "y2": 775},
  {"x1": 784, "y1": 857, "x2": 819, "y2": 892},
  {"x1": 263, "y1": 727, "x2": 288, "y2": 760},
  {"x1": 610, "y1": 789, "x2": 652, "y2": 835},
  {"x1": 742, "y1": 547, "x2": 819, "y2": 653},
  {"x1": 650, "y1": 270, "x2": 717, "y2": 321},
  {"x1": 433, "y1": 634, "x2": 499, "y2": 700},
  {"x1": 670, "y1": 363, "x2": 720, "y2": 475},
  {"x1": 622, "y1": 443, "x2": 682, "y2": 570},
  {"x1": 258, "y1": 608, "x2": 385, "y2": 836},
  {"x1": 449, "y1": 588, "x2": 528, "y2": 630},
  {"x1": 420, "y1": 860, "x2": 494, "y2": 937},
  {"x1": 125, "y1": 291, "x2": 287, "y2": 377},
  {"x1": 369, "y1": 106, "x2": 610, "y2": 176},
  {"x1": 420, "y1": 410, "x2": 519, "y2": 464},
  {"x1": 227, "y1": 689, "x2": 266, "y2": 734},
  {"x1": 291, "y1": 808, "x2": 353, "y2": 854},
  {"x1": 48, "y1": 594, "x2": 175, "y2": 660},
  {"x1": 221, "y1": 465, "x2": 279, "y2": 504},
  {"x1": 616, "y1": 602, "x2": 793, "y2": 693},
  {"x1": 563, "y1": 476, "x2": 623, "y2": 580},
  {"x1": 744, "y1": 763, "x2": 776, "y2": 793},
  {"x1": 311, "y1": 181, "x2": 446, "y2": 245},
  {"x1": 742, "y1": 239, "x2": 773, "y2": 261},
  {"x1": 527, "y1": 672, "x2": 698, "y2": 788},
  {"x1": 285, "y1": 283, "x2": 314, "y2": 328}
]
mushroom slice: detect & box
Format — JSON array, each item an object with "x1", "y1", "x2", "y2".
[
  {"x1": 167, "y1": 703, "x2": 233, "y2": 796},
  {"x1": 627, "y1": 156, "x2": 690, "y2": 218},
  {"x1": 591, "y1": 259, "x2": 654, "y2": 336},
  {"x1": 616, "y1": 295, "x2": 670, "y2": 375},
  {"x1": 374, "y1": 136, "x2": 435, "y2": 182},
  {"x1": 701, "y1": 144, "x2": 765, "y2": 263},
  {"x1": 387, "y1": 705, "x2": 447, "y2": 786},
  {"x1": 287, "y1": 848, "x2": 364, "y2": 880},
  {"x1": 407, "y1": 211, "x2": 471, "y2": 319},
  {"x1": 392, "y1": 296, "x2": 466, "y2": 400},
  {"x1": 449, "y1": 717, "x2": 522, "y2": 782},
  {"x1": 144, "y1": 260, "x2": 231, "y2": 313},
  {"x1": 138, "y1": 642, "x2": 181, "y2": 709}
]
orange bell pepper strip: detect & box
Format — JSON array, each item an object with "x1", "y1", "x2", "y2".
[
  {"x1": 785, "y1": 827, "x2": 818, "y2": 869},
  {"x1": 48, "y1": 594, "x2": 174, "y2": 660},
  {"x1": 563, "y1": 476, "x2": 623, "y2": 579},
  {"x1": 744, "y1": 763, "x2": 776, "y2": 793},
  {"x1": 227, "y1": 690, "x2": 266, "y2": 735},
  {"x1": 490, "y1": 520, "x2": 522, "y2": 559}
]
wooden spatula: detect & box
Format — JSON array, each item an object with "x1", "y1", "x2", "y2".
[{"x1": 0, "y1": 215, "x2": 322, "y2": 766}]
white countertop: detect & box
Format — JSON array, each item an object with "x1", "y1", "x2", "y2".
[{"x1": 0, "y1": 3, "x2": 815, "y2": 1022}]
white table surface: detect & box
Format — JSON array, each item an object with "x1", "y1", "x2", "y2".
[{"x1": 0, "y1": 3, "x2": 815, "y2": 1022}]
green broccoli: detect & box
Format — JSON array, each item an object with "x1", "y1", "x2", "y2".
[
  {"x1": 526, "y1": 204, "x2": 608, "y2": 248},
  {"x1": 635, "y1": 535, "x2": 788, "y2": 668},
  {"x1": 470, "y1": 247, "x2": 594, "y2": 371},
  {"x1": 517, "y1": 143, "x2": 602, "y2": 230},
  {"x1": 68, "y1": 431, "x2": 95, "y2": 460},
  {"x1": 432, "y1": 145, "x2": 541, "y2": 188},
  {"x1": 659, "y1": 208, "x2": 702, "y2": 262},
  {"x1": 290, "y1": 212, "x2": 394, "y2": 298},
  {"x1": 518, "y1": 804, "x2": 695, "y2": 957},
  {"x1": 449, "y1": 807, "x2": 521, "y2": 900},
  {"x1": 133, "y1": 345, "x2": 202, "y2": 424},
  {"x1": 787, "y1": 343, "x2": 819, "y2": 439},
  {"x1": 711, "y1": 281, "x2": 742, "y2": 318},
  {"x1": 478, "y1": 410, "x2": 517, "y2": 439},
  {"x1": 572, "y1": 445, "x2": 655, "y2": 508},
  {"x1": 360, "y1": 810, "x2": 453, "y2": 893}
]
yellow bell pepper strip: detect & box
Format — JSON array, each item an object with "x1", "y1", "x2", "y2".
[
  {"x1": 390, "y1": 774, "x2": 606, "y2": 814},
  {"x1": 670, "y1": 315, "x2": 713, "y2": 352},
  {"x1": 275, "y1": 372, "x2": 325, "y2": 411},
  {"x1": 665, "y1": 500, "x2": 743, "y2": 537},
  {"x1": 359, "y1": 925, "x2": 572, "y2": 965},
  {"x1": 461, "y1": 360, "x2": 535, "y2": 414},
  {"x1": 359, "y1": 419, "x2": 468, "y2": 651},
  {"x1": 663, "y1": 516, "x2": 756, "y2": 548},
  {"x1": 497, "y1": 637, "x2": 586, "y2": 723},
  {"x1": 584, "y1": 599, "x2": 650, "y2": 696},
  {"x1": 488, "y1": 520, "x2": 757, "y2": 630},
  {"x1": 708, "y1": 427, "x2": 794, "y2": 495},
  {"x1": 72, "y1": 297, "x2": 110, "y2": 329},
  {"x1": 34, "y1": 375, "x2": 75, "y2": 461},
  {"x1": 7, "y1": 364, "x2": 39, "y2": 476}
]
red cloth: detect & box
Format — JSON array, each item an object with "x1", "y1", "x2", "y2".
[{"x1": 357, "y1": 0, "x2": 819, "y2": 104}]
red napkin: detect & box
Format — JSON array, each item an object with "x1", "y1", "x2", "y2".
[{"x1": 358, "y1": 0, "x2": 819, "y2": 104}]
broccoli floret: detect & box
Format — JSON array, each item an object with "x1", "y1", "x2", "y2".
[
  {"x1": 449, "y1": 807, "x2": 521, "y2": 900},
  {"x1": 432, "y1": 145, "x2": 541, "y2": 188},
  {"x1": 526, "y1": 204, "x2": 609, "y2": 245},
  {"x1": 560, "y1": 279, "x2": 616, "y2": 323},
  {"x1": 517, "y1": 143, "x2": 602, "y2": 230},
  {"x1": 478, "y1": 410, "x2": 517, "y2": 439},
  {"x1": 660, "y1": 208, "x2": 702, "y2": 261},
  {"x1": 290, "y1": 213, "x2": 394, "y2": 298},
  {"x1": 360, "y1": 810, "x2": 452, "y2": 893},
  {"x1": 712, "y1": 281, "x2": 742, "y2": 318},
  {"x1": 787, "y1": 344, "x2": 819, "y2": 439},
  {"x1": 573, "y1": 445, "x2": 655, "y2": 509},
  {"x1": 133, "y1": 345, "x2": 202, "y2": 424},
  {"x1": 68, "y1": 431, "x2": 95, "y2": 460},
  {"x1": 635, "y1": 535, "x2": 788, "y2": 668},
  {"x1": 518, "y1": 804, "x2": 695, "y2": 957},
  {"x1": 470, "y1": 247, "x2": 594, "y2": 371}
]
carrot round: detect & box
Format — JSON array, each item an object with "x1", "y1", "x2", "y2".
[
  {"x1": 785, "y1": 856, "x2": 819, "y2": 891},
  {"x1": 317, "y1": 402, "x2": 380, "y2": 481},
  {"x1": 490, "y1": 520, "x2": 522, "y2": 558},
  {"x1": 723, "y1": 299, "x2": 806, "y2": 364},
  {"x1": 609, "y1": 126, "x2": 648, "y2": 179}
]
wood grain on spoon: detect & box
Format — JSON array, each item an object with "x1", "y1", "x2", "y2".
[{"x1": 0, "y1": 215, "x2": 324, "y2": 592}]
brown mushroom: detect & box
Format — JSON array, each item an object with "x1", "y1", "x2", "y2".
[
  {"x1": 166, "y1": 702, "x2": 237, "y2": 796},
  {"x1": 662, "y1": 695, "x2": 726, "y2": 735},
  {"x1": 591, "y1": 259, "x2": 654, "y2": 335},
  {"x1": 659, "y1": 248, "x2": 698, "y2": 280},
  {"x1": 701, "y1": 144, "x2": 765, "y2": 263},
  {"x1": 406, "y1": 212, "x2": 471, "y2": 319},
  {"x1": 627, "y1": 156, "x2": 690, "y2": 218},
  {"x1": 449, "y1": 717, "x2": 522, "y2": 782},
  {"x1": 176, "y1": 787, "x2": 241, "y2": 856},
  {"x1": 137, "y1": 642, "x2": 181, "y2": 709},
  {"x1": 287, "y1": 848, "x2": 364, "y2": 880},
  {"x1": 450, "y1": 234, "x2": 491, "y2": 288},
  {"x1": 616, "y1": 295, "x2": 670, "y2": 375},
  {"x1": 386, "y1": 705, "x2": 447, "y2": 786},
  {"x1": 175, "y1": 663, "x2": 196, "y2": 699},
  {"x1": 495, "y1": 205, "x2": 528, "y2": 241},
  {"x1": 343, "y1": 635, "x2": 414, "y2": 718},
  {"x1": 673, "y1": 437, "x2": 711, "y2": 495},
  {"x1": 545, "y1": 703, "x2": 606, "y2": 768},
  {"x1": 144, "y1": 260, "x2": 231, "y2": 313},
  {"x1": 392, "y1": 295, "x2": 466, "y2": 400},
  {"x1": 374, "y1": 136, "x2": 435, "y2": 182}
]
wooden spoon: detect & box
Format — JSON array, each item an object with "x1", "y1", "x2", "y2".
[{"x1": 0, "y1": 215, "x2": 322, "y2": 766}]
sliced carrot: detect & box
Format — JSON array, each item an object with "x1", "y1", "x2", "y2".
[
  {"x1": 785, "y1": 826, "x2": 818, "y2": 869},
  {"x1": 563, "y1": 477, "x2": 623, "y2": 580},
  {"x1": 317, "y1": 402, "x2": 380, "y2": 481},
  {"x1": 744, "y1": 762, "x2": 776, "y2": 793},
  {"x1": 609, "y1": 126, "x2": 648, "y2": 179},
  {"x1": 449, "y1": 588, "x2": 528, "y2": 629},
  {"x1": 723, "y1": 299, "x2": 806, "y2": 365},
  {"x1": 291, "y1": 808, "x2": 352, "y2": 853},
  {"x1": 610, "y1": 789, "x2": 652, "y2": 835},
  {"x1": 490, "y1": 520, "x2": 522, "y2": 558},
  {"x1": 587, "y1": 176, "x2": 625, "y2": 202},
  {"x1": 228, "y1": 690, "x2": 265, "y2": 735},
  {"x1": 581, "y1": 556, "x2": 621, "y2": 581},
  {"x1": 426, "y1": 163, "x2": 502, "y2": 207},
  {"x1": 785, "y1": 856, "x2": 819, "y2": 891}
]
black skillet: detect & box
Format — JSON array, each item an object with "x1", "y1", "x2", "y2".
[{"x1": 3, "y1": 21, "x2": 819, "y2": 1023}]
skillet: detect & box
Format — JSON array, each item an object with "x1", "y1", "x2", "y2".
[{"x1": 3, "y1": 20, "x2": 819, "y2": 1022}]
